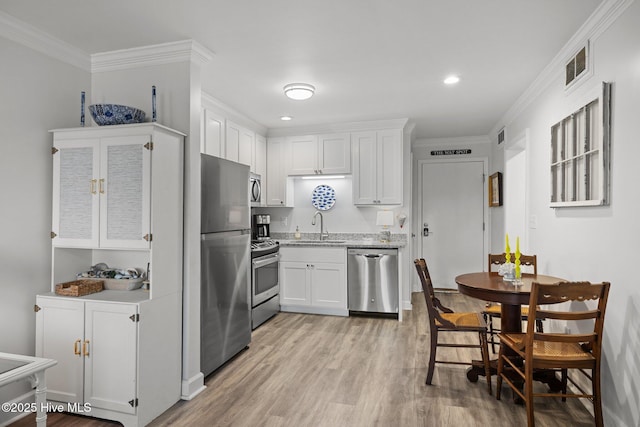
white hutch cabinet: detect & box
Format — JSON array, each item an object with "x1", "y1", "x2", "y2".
[{"x1": 36, "y1": 123, "x2": 184, "y2": 427}]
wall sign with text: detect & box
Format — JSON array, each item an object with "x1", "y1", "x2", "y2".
[{"x1": 430, "y1": 149, "x2": 472, "y2": 156}]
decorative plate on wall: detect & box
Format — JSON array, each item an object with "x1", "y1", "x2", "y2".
[{"x1": 311, "y1": 185, "x2": 336, "y2": 210}]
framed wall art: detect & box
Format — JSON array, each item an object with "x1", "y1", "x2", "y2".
[
  {"x1": 489, "y1": 172, "x2": 503, "y2": 207},
  {"x1": 550, "y1": 81, "x2": 611, "y2": 207}
]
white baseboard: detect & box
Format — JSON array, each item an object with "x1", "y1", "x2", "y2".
[{"x1": 181, "y1": 372, "x2": 206, "y2": 400}]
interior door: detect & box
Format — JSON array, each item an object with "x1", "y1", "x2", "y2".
[{"x1": 421, "y1": 160, "x2": 485, "y2": 289}]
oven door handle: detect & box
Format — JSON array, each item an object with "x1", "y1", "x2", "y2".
[{"x1": 252, "y1": 253, "x2": 279, "y2": 268}]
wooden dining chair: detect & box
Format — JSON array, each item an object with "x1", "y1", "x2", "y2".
[
  {"x1": 496, "y1": 281, "x2": 610, "y2": 427},
  {"x1": 414, "y1": 258, "x2": 492, "y2": 394},
  {"x1": 483, "y1": 253, "x2": 542, "y2": 352}
]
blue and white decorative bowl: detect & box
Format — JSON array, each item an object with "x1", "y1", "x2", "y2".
[{"x1": 89, "y1": 104, "x2": 146, "y2": 126}]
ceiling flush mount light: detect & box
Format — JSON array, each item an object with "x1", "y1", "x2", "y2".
[
  {"x1": 444, "y1": 75, "x2": 460, "y2": 85},
  {"x1": 284, "y1": 83, "x2": 315, "y2": 100},
  {"x1": 280, "y1": 116, "x2": 293, "y2": 121}
]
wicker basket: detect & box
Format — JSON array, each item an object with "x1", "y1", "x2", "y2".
[{"x1": 55, "y1": 279, "x2": 104, "y2": 297}]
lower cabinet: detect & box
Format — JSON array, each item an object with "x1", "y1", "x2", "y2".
[
  {"x1": 279, "y1": 247, "x2": 347, "y2": 316},
  {"x1": 35, "y1": 293, "x2": 181, "y2": 427}
]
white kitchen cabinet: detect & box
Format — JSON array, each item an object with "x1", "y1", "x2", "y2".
[
  {"x1": 225, "y1": 120, "x2": 241, "y2": 162},
  {"x1": 352, "y1": 129, "x2": 403, "y2": 205},
  {"x1": 266, "y1": 137, "x2": 294, "y2": 207},
  {"x1": 254, "y1": 134, "x2": 267, "y2": 180},
  {"x1": 239, "y1": 126, "x2": 255, "y2": 168},
  {"x1": 279, "y1": 247, "x2": 347, "y2": 315},
  {"x1": 288, "y1": 133, "x2": 351, "y2": 175},
  {"x1": 288, "y1": 135, "x2": 317, "y2": 175},
  {"x1": 279, "y1": 262, "x2": 310, "y2": 306},
  {"x1": 225, "y1": 119, "x2": 255, "y2": 169},
  {"x1": 201, "y1": 109, "x2": 225, "y2": 158},
  {"x1": 317, "y1": 133, "x2": 351, "y2": 174}
]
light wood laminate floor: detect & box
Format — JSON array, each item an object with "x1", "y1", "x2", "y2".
[{"x1": 12, "y1": 292, "x2": 596, "y2": 426}]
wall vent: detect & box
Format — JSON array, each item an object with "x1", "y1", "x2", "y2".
[
  {"x1": 497, "y1": 127, "x2": 506, "y2": 145},
  {"x1": 565, "y1": 45, "x2": 588, "y2": 87}
]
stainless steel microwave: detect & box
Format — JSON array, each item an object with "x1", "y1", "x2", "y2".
[{"x1": 250, "y1": 173, "x2": 261, "y2": 207}]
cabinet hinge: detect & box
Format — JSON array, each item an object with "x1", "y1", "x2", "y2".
[
  {"x1": 128, "y1": 398, "x2": 138, "y2": 408},
  {"x1": 143, "y1": 234, "x2": 152, "y2": 242},
  {"x1": 482, "y1": 173, "x2": 486, "y2": 183},
  {"x1": 51, "y1": 147, "x2": 59, "y2": 155},
  {"x1": 51, "y1": 231, "x2": 57, "y2": 239},
  {"x1": 144, "y1": 142, "x2": 153, "y2": 150},
  {"x1": 34, "y1": 305, "x2": 41, "y2": 313},
  {"x1": 129, "y1": 314, "x2": 140, "y2": 322}
]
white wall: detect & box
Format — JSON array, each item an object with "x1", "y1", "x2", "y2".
[
  {"x1": 0, "y1": 37, "x2": 90, "y2": 423},
  {"x1": 490, "y1": 1, "x2": 640, "y2": 425}
]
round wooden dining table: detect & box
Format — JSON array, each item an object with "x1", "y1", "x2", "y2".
[
  {"x1": 455, "y1": 272, "x2": 566, "y2": 391},
  {"x1": 455, "y1": 272, "x2": 566, "y2": 334}
]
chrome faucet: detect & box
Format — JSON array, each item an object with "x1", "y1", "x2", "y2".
[{"x1": 312, "y1": 211, "x2": 329, "y2": 240}]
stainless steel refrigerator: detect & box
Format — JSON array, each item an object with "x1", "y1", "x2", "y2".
[{"x1": 201, "y1": 154, "x2": 251, "y2": 377}]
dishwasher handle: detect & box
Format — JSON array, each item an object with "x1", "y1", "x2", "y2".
[{"x1": 348, "y1": 248, "x2": 397, "y2": 258}]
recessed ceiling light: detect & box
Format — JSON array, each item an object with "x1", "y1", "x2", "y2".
[
  {"x1": 284, "y1": 83, "x2": 315, "y2": 100},
  {"x1": 280, "y1": 116, "x2": 293, "y2": 121},
  {"x1": 444, "y1": 75, "x2": 460, "y2": 85}
]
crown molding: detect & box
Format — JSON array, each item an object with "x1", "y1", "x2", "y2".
[
  {"x1": 0, "y1": 10, "x2": 91, "y2": 71},
  {"x1": 202, "y1": 91, "x2": 268, "y2": 136},
  {"x1": 490, "y1": 0, "x2": 635, "y2": 138},
  {"x1": 91, "y1": 40, "x2": 215, "y2": 73},
  {"x1": 267, "y1": 118, "x2": 409, "y2": 138}
]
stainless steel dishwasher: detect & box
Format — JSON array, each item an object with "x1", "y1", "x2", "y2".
[{"x1": 347, "y1": 248, "x2": 398, "y2": 314}]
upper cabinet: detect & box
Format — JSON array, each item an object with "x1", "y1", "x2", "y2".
[
  {"x1": 224, "y1": 120, "x2": 241, "y2": 163},
  {"x1": 201, "y1": 109, "x2": 264, "y2": 175},
  {"x1": 254, "y1": 134, "x2": 267, "y2": 181},
  {"x1": 266, "y1": 137, "x2": 294, "y2": 207},
  {"x1": 52, "y1": 134, "x2": 151, "y2": 249},
  {"x1": 202, "y1": 109, "x2": 225, "y2": 158},
  {"x1": 352, "y1": 129, "x2": 403, "y2": 205},
  {"x1": 288, "y1": 133, "x2": 351, "y2": 175},
  {"x1": 318, "y1": 133, "x2": 351, "y2": 174}
]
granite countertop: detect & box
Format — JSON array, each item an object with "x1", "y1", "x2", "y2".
[{"x1": 272, "y1": 232, "x2": 407, "y2": 248}]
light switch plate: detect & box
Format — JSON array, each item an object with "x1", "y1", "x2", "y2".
[{"x1": 529, "y1": 215, "x2": 538, "y2": 229}]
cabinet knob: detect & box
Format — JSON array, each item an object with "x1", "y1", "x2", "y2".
[
  {"x1": 73, "y1": 339, "x2": 81, "y2": 356},
  {"x1": 83, "y1": 340, "x2": 90, "y2": 357}
]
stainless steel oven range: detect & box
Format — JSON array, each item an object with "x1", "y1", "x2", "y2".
[{"x1": 250, "y1": 239, "x2": 280, "y2": 329}]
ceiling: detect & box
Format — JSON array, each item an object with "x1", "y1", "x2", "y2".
[{"x1": 0, "y1": 0, "x2": 602, "y2": 139}]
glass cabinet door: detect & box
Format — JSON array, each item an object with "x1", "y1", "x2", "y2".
[
  {"x1": 52, "y1": 139, "x2": 100, "y2": 248},
  {"x1": 99, "y1": 135, "x2": 151, "y2": 249}
]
